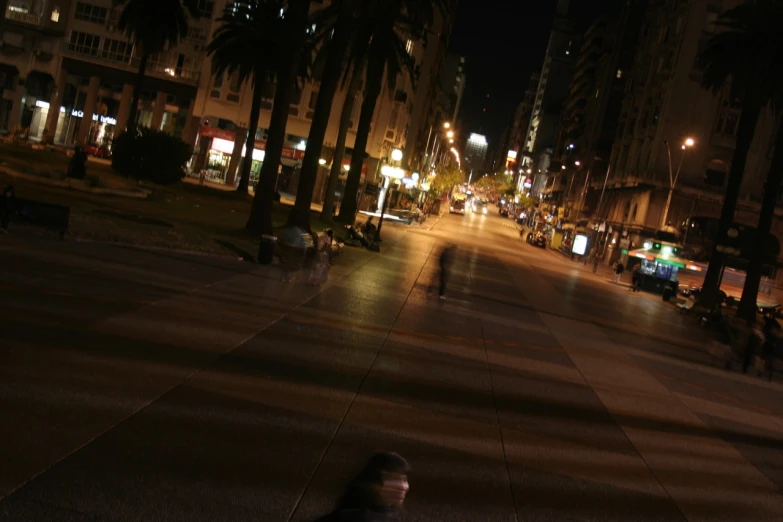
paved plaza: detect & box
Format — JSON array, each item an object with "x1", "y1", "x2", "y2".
[{"x1": 1, "y1": 209, "x2": 782, "y2": 521}]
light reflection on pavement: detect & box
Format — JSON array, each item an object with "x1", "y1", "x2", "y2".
[{"x1": 0, "y1": 207, "x2": 782, "y2": 521}]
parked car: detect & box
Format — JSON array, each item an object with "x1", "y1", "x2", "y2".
[
  {"x1": 83, "y1": 144, "x2": 111, "y2": 159},
  {"x1": 527, "y1": 232, "x2": 547, "y2": 248},
  {"x1": 499, "y1": 205, "x2": 509, "y2": 217}
]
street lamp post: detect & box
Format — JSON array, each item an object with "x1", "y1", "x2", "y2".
[
  {"x1": 376, "y1": 149, "x2": 404, "y2": 241},
  {"x1": 660, "y1": 137, "x2": 694, "y2": 229}
]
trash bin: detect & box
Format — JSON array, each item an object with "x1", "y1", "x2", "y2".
[
  {"x1": 258, "y1": 234, "x2": 277, "y2": 264},
  {"x1": 662, "y1": 285, "x2": 674, "y2": 302}
]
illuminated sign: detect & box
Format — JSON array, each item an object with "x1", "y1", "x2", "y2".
[
  {"x1": 69, "y1": 109, "x2": 117, "y2": 126},
  {"x1": 507, "y1": 150, "x2": 518, "y2": 159},
  {"x1": 572, "y1": 234, "x2": 588, "y2": 256},
  {"x1": 523, "y1": 178, "x2": 532, "y2": 188},
  {"x1": 35, "y1": 100, "x2": 50, "y2": 109}
]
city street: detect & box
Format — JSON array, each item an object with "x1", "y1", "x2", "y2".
[{"x1": 1, "y1": 208, "x2": 783, "y2": 521}]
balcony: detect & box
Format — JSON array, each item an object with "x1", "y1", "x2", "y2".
[
  {"x1": 61, "y1": 42, "x2": 202, "y2": 85},
  {"x1": 5, "y1": 6, "x2": 42, "y2": 25}
]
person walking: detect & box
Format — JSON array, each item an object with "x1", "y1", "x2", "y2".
[
  {"x1": 313, "y1": 452, "x2": 411, "y2": 522},
  {"x1": 613, "y1": 261, "x2": 625, "y2": 284},
  {"x1": 631, "y1": 264, "x2": 642, "y2": 292},
  {"x1": 438, "y1": 244, "x2": 456, "y2": 300}
]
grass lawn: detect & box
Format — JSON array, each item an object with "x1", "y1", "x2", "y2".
[{"x1": 0, "y1": 144, "x2": 332, "y2": 258}]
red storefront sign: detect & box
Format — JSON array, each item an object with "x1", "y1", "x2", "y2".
[{"x1": 199, "y1": 125, "x2": 305, "y2": 160}]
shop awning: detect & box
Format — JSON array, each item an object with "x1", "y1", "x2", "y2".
[
  {"x1": 280, "y1": 157, "x2": 300, "y2": 168},
  {"x1": 628, "y1": 248, "x2": 702, "y2": 271}
]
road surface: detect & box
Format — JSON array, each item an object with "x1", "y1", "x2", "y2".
[{"x1": 1, "y1": 208, "x2": 782, "y2": 521}]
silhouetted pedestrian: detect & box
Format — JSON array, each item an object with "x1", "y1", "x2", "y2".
[
  {"x1": 613, "y1": 261, "x2": 625, "y2": 283},
  {"x1": 439, "y1": 244, "x2": 456, "y2": 300},
  {"x1": 313, "y1": 452, "x2": 410, "y2": 522}
]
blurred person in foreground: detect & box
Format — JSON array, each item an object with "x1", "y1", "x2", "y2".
[
  {"x1": 439, "y1": 244, "x2": 456, "y2": 300},
  {"x1": 314, "y1": 452, "x2": 410, "y2": 522}
]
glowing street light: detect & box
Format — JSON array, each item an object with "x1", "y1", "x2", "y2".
[
  {"x1": 661, "y1": 137, "x2": 696, "y2": 228},
  {"x1": 574, "y1": 161, "x2": 581, "y2": 166},
  {"x1": 446, "y1": 130, "x2": 454, "y2": 139},
  {"x1": 391, "y1": 148, "x2": 403, "y2": 162},
  {"x1": 318, "y1": 158, "x2": 327, "y2": 165},
  {"x1": 443, "y1": 122, "x2": 451, "y2": 129}
]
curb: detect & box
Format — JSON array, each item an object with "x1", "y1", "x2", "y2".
[{"x1": 0, "y1": 166, "x2": 151, "y2": 199}]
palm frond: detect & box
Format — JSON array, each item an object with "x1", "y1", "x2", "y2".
[
  {"x1": 115, "y1": 0, "x2": 191, "y2": 53},
  {"x1": 207, "y1": 0, "x2": 283, "y2": 89},
  {"x1": 696, "y1": 0, "x2": 783, "y2": 110}
]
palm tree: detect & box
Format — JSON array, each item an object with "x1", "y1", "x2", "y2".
[
  {"x1": 246, "y1": 0, "x2": 312, "y2": 234},
  {"x1": 287, "y1": 0, "x2": 359, "y2": 229},
  {"x1": 207, "y1": 0, "x2": 282, "y2": 194},
  {"x1": 115, "y1": 0, "x2": 199, "y2": 135},
  {"x1": 695, "y1": 0, "x2": 782, "y2": 309},
  {"x1": 319, "y1": 41, "x2": 369, "y2": 222},
  {"x1": 739, "y1": 119, "x2": 783, "y2": 320},
  {"x1": 336, "y1": 0, "x2": 446, "y2": 225}
]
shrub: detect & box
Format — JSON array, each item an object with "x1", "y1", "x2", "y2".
[{"x1": 112, "y1": 127, "x2": 191, "y2": 185}]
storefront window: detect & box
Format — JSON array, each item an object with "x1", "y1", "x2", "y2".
[{"x1": 206, "y1": 151, "x2": 230, "y2": 182}]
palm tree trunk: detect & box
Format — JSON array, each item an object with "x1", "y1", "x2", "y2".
[
  {"x1": 698, "y1": 99, "x2": 762, "y2": 308},
  {"x1": 237, "y1": 85, "x2": 263, "y2": 194},
  {"x1": 288, "y1": 0, "x2": 356, "y2": 229},
  {"x1": 736, "y1": 118, "x2": 783, "y2": 321},
  {"x1": 320, "y1": 62, "x2": 364, "y2": 222},
  {"x1": 127, "y1": 50, "x2": 149, "y2": 135},
  {"x1": 246, "y1": 0, "x2": 310, "y2": 236},
  {"x1": 337, "y1": 37, "x2": 388, "y2": 224}
]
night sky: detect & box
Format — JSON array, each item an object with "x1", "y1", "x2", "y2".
[{"x1": 448, "y1": 0, "x2": 625, "y2": 151}]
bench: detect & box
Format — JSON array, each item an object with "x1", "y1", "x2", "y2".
[{"x1": 12, "y1": 198, "x2": 70, "y2": 238}]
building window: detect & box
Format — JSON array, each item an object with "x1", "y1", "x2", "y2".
[
  {"x1": 51, "y1": 6, "x2": 60, "y2": 22},
  {"x1": 715, "y1": 100, "x2": 741, "y2": 137},
  {"x1": 68, "y1": 31, "x2": 101, "y2": 56},
  {"x1": 308, "y1": 90, "x2": 318, "y2": 110},
  {"x1": 616, "y1": 69, "x2": 622, "y2": 79},
  {"x1": 101, "y1": 38, "x2": 132, "y2": 62},
  {"x1": 406, "y1": 39, "x2": 414, "y2": 55},
  {"x1": 228, "y1": 71, "x2": 241, "y2": 93},
  {"x1": 74, "y1": 2, "x2": 108, "y2": 24}
]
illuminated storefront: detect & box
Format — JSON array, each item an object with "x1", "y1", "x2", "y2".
[{"x1": 195, "y1": 126, "x2": 306, "y2": 185}]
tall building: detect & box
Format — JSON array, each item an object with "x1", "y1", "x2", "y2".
[
  {"x1": 464, "y1": 132, "x2": 488, "y2": 177},
  {"x1": 509, "y1": 71, "x2": 539, "y2": 190},
  {"x1": 523, "y1": 0, "x2": 579, "y2": 195},
  {"x1": 438, "y1": 53, "x2": 466, "y2": 124},
  {"x1": 597, "y1": 0, "x2": 779, "y2": 264},
  {"x1": 546, "y1": 14, "x2": 620, "y2": 215},
  {"x1": 404, "y1": 3, "x2": 458, "y2": 172}
]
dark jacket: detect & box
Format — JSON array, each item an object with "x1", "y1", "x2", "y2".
[{"x1": 315, "y1": 484, "x2": 402, "y2": 522}]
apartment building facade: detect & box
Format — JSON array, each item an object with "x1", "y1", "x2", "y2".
[
  {"x1": 191, "y1": 0, "x2": 448, "y2": 198},
  {"x1": 0, "y1": 0, "x2": 208, "y2": 146},
  {"x1": 596, "y1": 0, "x2": 780, "y2": 263},
  {"x1": 522, "y1": 0, "x2": 579, "y2": 195},
  {"x1": 1, "y1": 0, "x2": 447, "y2": 205}
]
